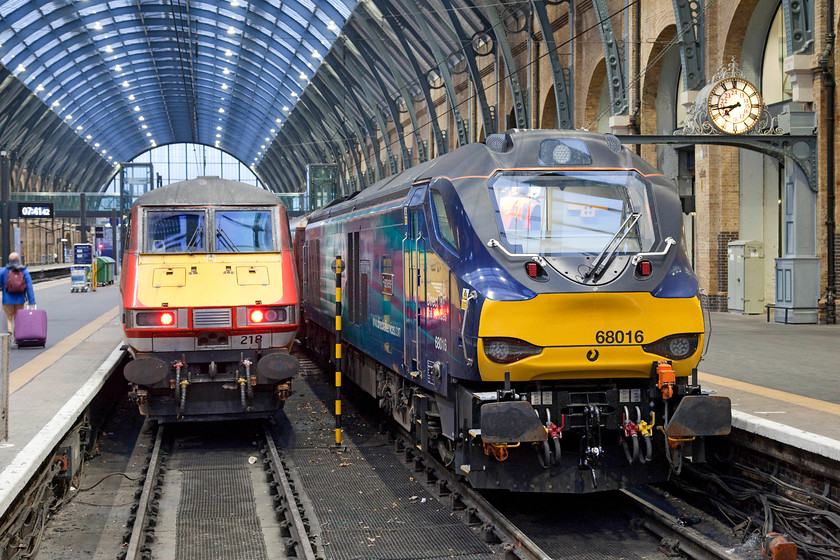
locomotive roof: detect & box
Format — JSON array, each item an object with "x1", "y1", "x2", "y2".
[
  {"x1": 308, "y1": 129, "x2": 661, "y2": 223},
  {"x1": 132, "y1": 176, "x2": 281, "y2": 207}
]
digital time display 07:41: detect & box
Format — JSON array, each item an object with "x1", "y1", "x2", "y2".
[{"x1": 18, "y1": 203, "x2": 54, "y2": 218}]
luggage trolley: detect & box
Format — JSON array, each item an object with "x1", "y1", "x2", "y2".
[{"x1": 70, "y1": 265, "x2": 91, "y2": 292}]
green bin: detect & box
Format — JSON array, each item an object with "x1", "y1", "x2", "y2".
[{"x1": 96, "y1": 256, "x2": 116, "y2": 285}]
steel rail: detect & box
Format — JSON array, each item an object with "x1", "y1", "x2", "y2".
[
  {"x1": 262, "y1": 423, "x2": 317, "y2": 560},
  {"x1": 391, "y1": 429, "x2": 551, "y2": 560},
  {"x1": 621, "y1": 488, "x2": 741, "y2": 560},
  {"x1": 125, "y1": 422, "x2": 164, "y2": 560}
]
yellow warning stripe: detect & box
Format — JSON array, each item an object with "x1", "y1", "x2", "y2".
[
  {"x1": 10, "y1": 306, "x2": 119, "y2": 394},
  {"x1": 699, "y1": 371, "x2": 840, "y2": 416}
]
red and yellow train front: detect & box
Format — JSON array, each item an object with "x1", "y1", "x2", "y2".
[{"x1": 120, "y1": 203, "x2": 299, "y2": 420}]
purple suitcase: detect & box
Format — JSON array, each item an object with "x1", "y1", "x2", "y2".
[{"x1": 14, "y1": 308, "x2": 47, "y2": 347}]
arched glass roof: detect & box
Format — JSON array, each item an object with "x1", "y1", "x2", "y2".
[{"x1": 0, "y1": 0, "x2": 355, "y2": 183}]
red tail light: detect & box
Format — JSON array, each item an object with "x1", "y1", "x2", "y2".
[
  {"x1": 526, "y1": 262, "x2": 538, "y2": 278},
  {"x1": 244, "y1": 306, "x2": 291, "y2": 325},
  {"x1": 637, "y1": 260, "x2": 652, "y2": 277},
  {"x1": 134, "y1": 310, "x2": 178, "y2": 327}
]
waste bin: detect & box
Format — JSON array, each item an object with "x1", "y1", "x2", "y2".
[{"x1": 96, "y1": 256, "x2": 115, "y2": 285}]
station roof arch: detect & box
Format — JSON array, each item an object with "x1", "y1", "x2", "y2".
[{"x1": 0, "y1": 0, "x2": 355, "y2": 191}]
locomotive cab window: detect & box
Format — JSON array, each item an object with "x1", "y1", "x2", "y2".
[
  {"x1": 214, "y1": 209, "x2": 275, "y2": 252},
  {"x1": 488, "y1": 171, "x2": 656, "y2": 256},
  {"x1": 431, "y1": 190, "x2": 458, "y2": 251},
  {"x1": 145, "y1": 210, "x2": 206, "y2": 253}
]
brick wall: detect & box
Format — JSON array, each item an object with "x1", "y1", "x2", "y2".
[{"x1": 716, "y1": 231, "x2": 739, "y2": 310}]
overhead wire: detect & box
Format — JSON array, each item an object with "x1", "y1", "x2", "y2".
[
  {"x1": 272, "y1": 0, "x2": 713, "y2": 187},
  {"x1": 272, "y1": 0, "x2": 643, "y2": 166},
  {"x1": 168, "y1": 0, "x2": 199, "y2": 144}
]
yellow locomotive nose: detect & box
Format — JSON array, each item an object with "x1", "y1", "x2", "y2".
[{"x1": 476, "y1": 292, "x2": 704, "y2": 382}]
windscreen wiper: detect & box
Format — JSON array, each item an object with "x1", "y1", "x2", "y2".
[
  {"x1": 187, "y1": 226, "x2": 203, "y2": 251},
  {"x1": 216, "y1": 228, "x2": 239, "y2": 251},
  {"x1": 585, "y1": 212, "x2": 641, "y2": 280}
]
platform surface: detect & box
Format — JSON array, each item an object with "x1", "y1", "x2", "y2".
[
  {"x1": 698, "y1": 311, "x2": 840, "y2": 460},
  {"x1": 0, "y1": 274, "x2": 123, "y2": 517}
]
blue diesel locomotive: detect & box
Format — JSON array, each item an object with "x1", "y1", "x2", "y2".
[{"x1": 297, "y1": 130, "x2": 730, "y2": 493}]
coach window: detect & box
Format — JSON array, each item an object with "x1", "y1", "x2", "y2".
[
  {"x1": 431, "y1": 191, "x2": 458, "y2": 252},
  {"x1": 146, "y1": 211, "x2": 206, "y2": 253},
  {"x1": 214, "y1": 210, "x2": 275, "y2": 252}
]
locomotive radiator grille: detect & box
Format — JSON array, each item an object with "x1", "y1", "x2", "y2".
[{"x1": 192, "y1": 308, "x2": 232, "y2": 328}]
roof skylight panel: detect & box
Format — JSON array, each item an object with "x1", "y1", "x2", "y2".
[
  {"x1": 11, "y1": 9, "x2": 40, "y2": 33},
  {"x1": 39, "y1": 1, "x2": 63, "y2": 17},
  {"x1": 107, "y1": 0, "x2": 135, "y2": 9},
  {"x1": 0, "y1": 0, "x2": 29, "y2": 20},
  {"x1": 2, "y1": 43, "x2": 26, "y2": 64}
]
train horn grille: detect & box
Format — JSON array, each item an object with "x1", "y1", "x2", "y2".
[{"x1": 192, "y1": 308, "x2": 232, "y2": 328}]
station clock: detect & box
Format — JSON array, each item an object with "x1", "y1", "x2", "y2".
[{"x1": 706, "y1": 78, "x2": 763, "y2": 134}]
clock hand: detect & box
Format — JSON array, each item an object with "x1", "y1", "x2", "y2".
[{"x1": 718, "y1": 102, "x2": 742, "y2": 116}]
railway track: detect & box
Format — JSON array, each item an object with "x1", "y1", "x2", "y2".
[
  {"x1": 29, "y1": 351, "x2": 750, "y2": 559},
  {"x1": 298, "y1": 348, "x2": 743, "y2": 560},
  {"x1": 121, "y1": 420, "x2": 319, "y2": 560},
  {"x1": 387, "y1": 426, "x2": 741, "y2": 560}
]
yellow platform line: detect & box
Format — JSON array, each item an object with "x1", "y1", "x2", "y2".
[
  {"x1": 699, "y1": 371, "x2": 840, "y2": 416},
  {"x1": 9, "y1": 306, "x2": 120, "y2": 394},
  {"x1": 34, "y1": 278, "x2": 70, "y2": 290}
]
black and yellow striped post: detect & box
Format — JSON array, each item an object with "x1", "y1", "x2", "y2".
[{"x1": 334, "y1": 256, "x2": 343, "y2": 446}]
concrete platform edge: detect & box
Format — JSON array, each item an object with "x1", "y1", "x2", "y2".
[
  {"x1": 732, "y1": 410, "x2": 840, "y2": 462},
  {"x1": 0, "y1": 343, "x2": 125, "y2": 518}
]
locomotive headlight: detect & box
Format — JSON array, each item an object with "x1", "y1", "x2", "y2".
[
  {"x1": 483, "y1": 337, "x2": 542, "y2": 364},
  {"x1": 552, "y1": 143, "x2": 571, "y2": 164},
  {"x1": 250, "y1": 309, "x2": 265, "y2": 323},
  {"x1": 538, "y1": 139, "x2": 592, "y2": 165},
  {"x1": 642, "y1": 334, "x2": 699, "y2": 360},
  {"x1": 668, "y1": 337, "x2": 692, "y2": 357}
]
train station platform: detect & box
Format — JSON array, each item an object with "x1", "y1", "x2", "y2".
[
  {"x1": 698, "y1": 312, "x2": 840, "y2": 462},
  {"x1": 0, "y1": 276, "x2": 123, "y2": 519}
]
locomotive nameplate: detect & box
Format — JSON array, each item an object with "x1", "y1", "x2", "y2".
[{"x1": 382, "y1": 273, "x2": 393, "y2": 296}]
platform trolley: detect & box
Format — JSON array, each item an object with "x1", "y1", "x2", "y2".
[{"x1": 70, "y1": 265, "x2": 91, "y2": 293}]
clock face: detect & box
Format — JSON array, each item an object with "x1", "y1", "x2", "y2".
[{"x1": 707, "y1": 79, "x2": 762, "y2": 134}]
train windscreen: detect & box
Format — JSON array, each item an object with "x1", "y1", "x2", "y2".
[
  {"x1": 146, "y1": 211, "x2": 206, "y2": 253},
  {"x1": 214, "y1": 210, "x2": 275, "y2": 252},
  {"x1": 488, "y1": 171, "x2": 655, "y2": 255}
]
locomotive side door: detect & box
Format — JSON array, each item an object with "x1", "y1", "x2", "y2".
[{"x1": 403, "y1": 185, "x2": 428, "y2": 378}]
